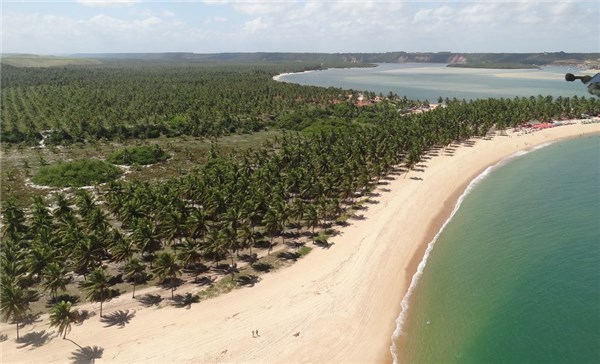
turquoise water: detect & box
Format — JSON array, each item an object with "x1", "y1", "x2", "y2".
[
  {"x1": 278, "y1": 63, "x2": 592, "y2": 101},
  {"x1": 397, "y1": 135, "x2": 600, "y2": 363}
]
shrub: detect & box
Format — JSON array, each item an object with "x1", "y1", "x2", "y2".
[
  {"x1": 32, "y1": 159, "x2": 122, "y2": 187},
  {"x1": 107, "y1": 145, "x2": 169, "y2": 165}
]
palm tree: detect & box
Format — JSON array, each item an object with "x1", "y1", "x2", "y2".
[
  {"x1": 0, "y1": 281, "x2": 31, "y2": 340},
  {"x1": 273, "y1": 201, "x2": 289, "y2": 245},
  {"x1": 238, "y1": 224, "x2": 256, "y2": 256},
  {"x1": 221, "y1": 226, "x2": 238, "y2": 267},
  {"x1": 262, "y1": 209, "x2": 282, "y2": 255},
  {"x1": 152, "y1": 251, "x2": 182, "y2": 299},
  {"x1": 42, "y1": 262, "x2": 71, "y2": 300},
  {"x1": 52, "y1": 192, "x2": 73, "y2": 220},
  {"x1": 291, "y1": 198, "x2": 306, "y2": 232},
  {"x1": 49, "y1": 301, "x2": 80, "y2": 339},
  {"x1": 26, "y1": 243, "x2": 55, "y2": 282},
  {"x1": 161, "y1": 210, "x2": 188, "y2": 247},
  {"x1": 304, "y1": 204, "x2": 320, "y2": 242},
  {"x1": 72, "y1": 237, "x2": 103, "y2": 278},
  {"x1": 1, "y1": 258, "x2": 27, "y2": 284},
  {"x1": 1, "y1": 196, "x2": 27, "y2": 240},
  {"x1": 188, "y1": 208, "x2": 209, "y2": 243},
  {"x1": 108, "y1": 231, "x2": 138, "y2": 264},
  {"x1": 204, "y1": 228, "x2": 228, "y2": 267},
  {"x1": 131, "y1": 218, "x2": 162, "y2": 266},
  {"x1": 55, "y1": 214, "x2": 84, "y2": 254},
  {"x1": 29, "y1": 196, "x2": 53, "y2": 235},
  {"x1": 123, "y1": 258, "x2": 146, "y2": 298},
  {"x1": 81, "y1": 268, "x2": 112, "y2": 318},
  {"x1": 84, "y1": 207, "x2": 110, "y2": 235},
  {"x1": 75, "y1": 189, "x2": 96, "y2": 220},
  {"x1": 177, "y1": 238, "x2": 204, "y2": 271},
  {"x1": 224, "y1": 206, "x2": 243, "y2": 244}
]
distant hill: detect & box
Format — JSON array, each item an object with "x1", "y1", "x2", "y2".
[
  {"x1": 3, "y1": 52, "x2": 599, "y2": 68},
  {"x1": 1, "y1": 54, "x2": 103, "y2": 67},
  {"x1": 69, "y1": 51, "x2": 600, "y2": 68}
]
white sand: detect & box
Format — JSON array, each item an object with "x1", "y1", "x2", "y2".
[{"x1": 2, "y1": 122, "x2": 599, "y2": 364}]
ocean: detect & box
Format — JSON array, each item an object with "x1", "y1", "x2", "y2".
[
  {"x1": 394, "y1": 135, "x2": 600, "y2": 363},
  {"x1": 276, "y1": 63, "x2": 593, "y2": 101}
]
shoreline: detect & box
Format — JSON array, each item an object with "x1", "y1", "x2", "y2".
[
  {"x1": 1, "y1": 122, "x2": 599, "y2": 364},
  {"x1": 389, "y1": 124, "x2": 600, "y2": 363},
  {"x1": 272, "y1": 69, "x2": 316, "y2": 82}
]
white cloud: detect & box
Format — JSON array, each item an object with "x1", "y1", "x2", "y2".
[
  {"x1": 244, "y1": 16, "x2": 268, "y2": 33},
  {"x1": 286, "y1": 1, "x2": 322, "y2": 21},
  {"x1": 205, "y1": 16, "x2": 228, "y2": 24},
  {"x1": 458, "y1": 3, "x2": 499, "y2": 23},
  {"x1": 516, "y1": 12, "x2": 541, "y2": 25},
  {"x1": 413, "y1": 8, "x2": 431, "y2": 24},
  {"x1": 204, "y1": 0, "x2": 291, "y2": 15},
  {"x1": 233, "y1": 2, "x2": 286, "y2": 15},
  {"x1": 76, "y1": 0, "x2": 141, "y2": 8},
  {"x1": 3, "y1": 1, "x2": 599, "y2": 54},
  {"x1": 161, "y1": 10, "x2": 176, "y2": 18}
]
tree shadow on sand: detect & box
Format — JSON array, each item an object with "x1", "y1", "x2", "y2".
[
  {"x1": 137, "y1": 293, "x2": 163, "y2": 307},
  {"x1": 172, "y1": 293, "x2": 200, "y2": 309},
  {"x1": 193, "y1": 275, "x2": 216, "y2": 287},
  {"x1": 74, "y1": 310, "x2": 93, "y2": 326},
  {"x1": 16, "y1": 330, "x2": 53, "y2": 349},
  {"x1": 235, "y1": 274, "x2": 260, "y2": 287},
  {"x1": 238, "y1": 253, "x2": 259, "y2": 264},
  {"x1": 69, "y1": 345, "x2": 104, "y2": 364},
  {"x1": 100, "y1": 310, "x2": 136, "y2": 328},
  {"x1": 19, "y1": 313, "x2": 42, "y2": 325},
  {"x1": 251, "y1": 262, "x2": 273, "y2": 273},
  {"x1": 277, "y1": 251, "x2": 300, "y2": 261}
]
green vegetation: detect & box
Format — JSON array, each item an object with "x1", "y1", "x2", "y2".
[
  {"x1": 1, "y1": 61, "x2": 371, "y2": 145},
  {"x1": 32, "y1": 159, "x2": 122, "y2": 187},
  {"x1": 1, "y1": 55, "x2": 600, "y2": 340},
  {"x1": 81, "y1": 268, "x2": 112, "y2": 318},
  {"x1": 107, "y1": 145, "x2": 170, "y2": 165},
  {"x1": 5, "y1": 52, "x2": 596, "y2": 146},
  {"x1": 0, "y1": 281, "x2": 32, "y2": 340},
  {"x1": 298, "y1": 246, "x2": 312, "y2": 256},
  {"x1": 49, "y1": 301, "x2": 80, "y2": 339}
]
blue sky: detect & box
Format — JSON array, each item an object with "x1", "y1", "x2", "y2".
[{"x1": 2, "y1": 1, "x2": 599, "y2": 55}]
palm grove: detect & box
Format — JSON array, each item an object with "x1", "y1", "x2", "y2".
[{"x1": 2, "y1": 60, "x2": 599, "y2": 339}]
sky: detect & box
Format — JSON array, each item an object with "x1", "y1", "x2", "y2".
[{"x1": 2, "y1": 0, "x2": 599, "y2": 55}]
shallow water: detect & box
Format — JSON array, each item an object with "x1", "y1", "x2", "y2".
[{"x1": 396, "y1": 135, "x2": 600, "y2": 363}]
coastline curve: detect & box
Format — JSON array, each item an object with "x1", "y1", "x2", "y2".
[{"x1": 389, "y1": 140, "x2": 560, "y2": 363}]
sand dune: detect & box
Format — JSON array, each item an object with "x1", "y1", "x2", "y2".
[{"x1": 2, "y1": 122, "x2": 599, "y2": 364}]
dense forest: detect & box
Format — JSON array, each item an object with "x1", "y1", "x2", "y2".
[
  {"x1": 1, "y1": 58, "x2": 600, "y2": 335},
  {"x1": 0, "y1": 61, "x2": 398, "y2": 144}
]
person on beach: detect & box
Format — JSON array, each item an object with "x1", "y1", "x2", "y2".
[
  {"x1": 252, "y1": 330, "x2": 255, "y2": 338},
  {"x1": 256, "y1": 330, "x2": 260, "y2": 337}
]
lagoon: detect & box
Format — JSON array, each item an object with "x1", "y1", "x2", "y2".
[{"x1": 276, "y1": 63, "x2": 593, "y2": 101}]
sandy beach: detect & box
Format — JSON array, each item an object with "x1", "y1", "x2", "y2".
[{"x1": 2, "y1": 121, "x2": 599, "y2": 364}]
